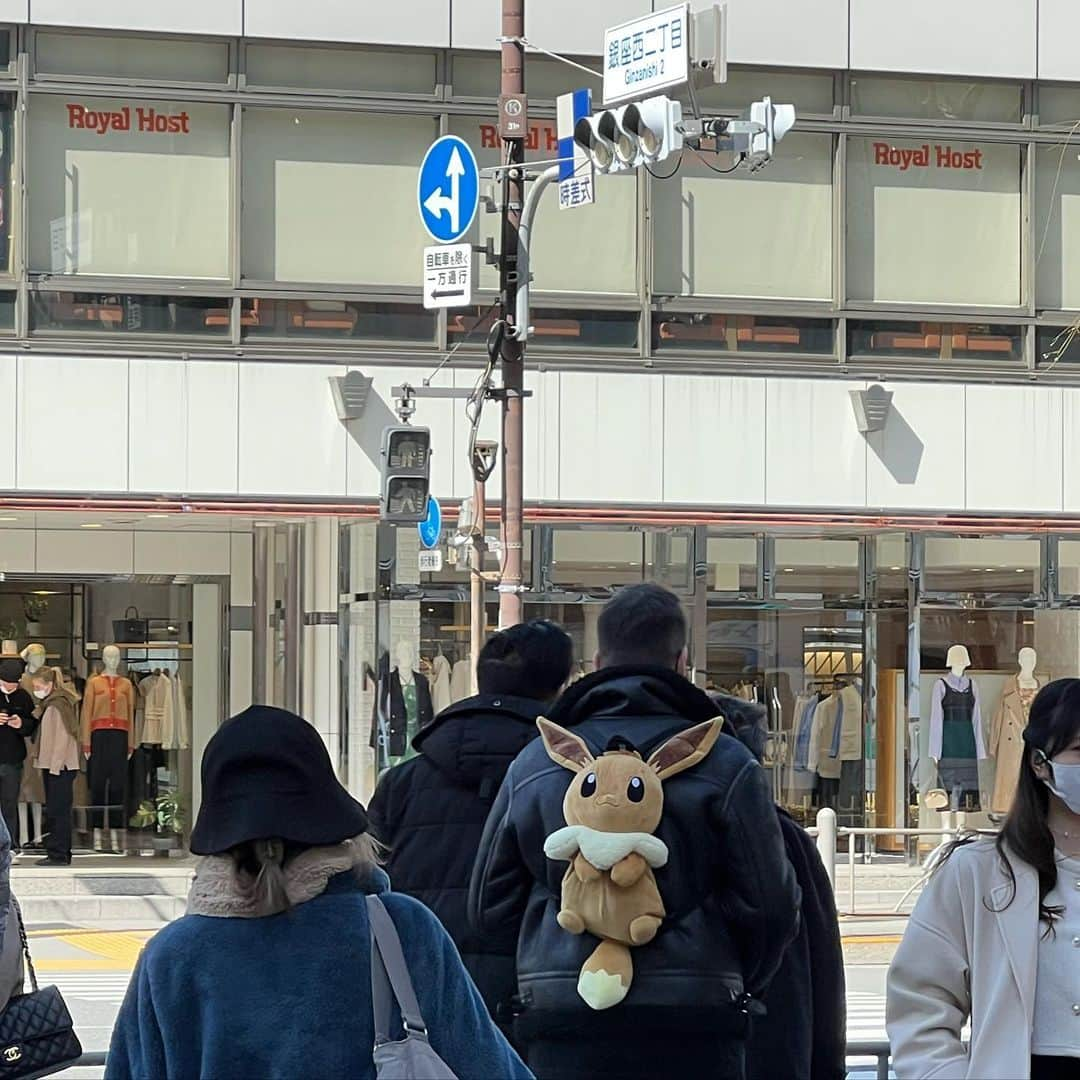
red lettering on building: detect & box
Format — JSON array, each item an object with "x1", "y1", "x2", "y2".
[
  {"x1": 873, "y1": 141, "x2": 984, "y2": 171},
  {"x1": 477, "y1": 122, "x2": 557, "y2": 156},
  {"x1": 66, "y1": 102, "x2": 191, "y2": 135},
  {"x1": 479, "y1": 124, "x2": 499, "y2": 149}
]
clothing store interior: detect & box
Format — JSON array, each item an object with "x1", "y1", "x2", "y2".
[
  {"x1": 343, "y1": 523, "x2": 1080, "y2": 857},
  {"x1": 0, "y1": 578, "x2": 192, "y2": 860}
]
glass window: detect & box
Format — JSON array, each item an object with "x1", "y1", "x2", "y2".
[
  {"x1": 35, "y1": 31, "x2": 229, "y2": 84},
  {"x1": 645, "y1": 529, "x2": 693, "y2": 591},
  {"x1": 28, "y1": 95, "x2": 230, "y2": 279},
  {"x1": 774, "y1": 538, "x2": 861, "y2": 600},
  {"x1": 851, "y1": 75, "x2": 1022, "y2": 124},
  {"x1": 1057, "y1": 538, "x2": 1080, "y2": 598},
  {"x1": 875, "y1": 533, "x2": 909, "y2": 601},
  {"x1": 549, "y1": 529, "x2": 644, "y2": 589},
  {"x1": 241, "y1": 108, "x2": 436, "y2": 287},
  {"x1": 707, "y1": 536, "x2": 759, "y2": 594},
  {"x1": 0, "y1": 94, "x2": 13, "y2": 275},
  {"x1": 451, "y1": 306, "x2": 638, "y2": 350},
  {"x1": 1038, "y1": 325, "x2": 1080, "y2": 366},
  {"x1": 847, "y1": 137, "x2": 1021, "y2": 307},
  {"x1": 450, "y1": 116, "x2": 637, "y2": 296},
  {"x1": 652, "y1": 133, "x2": 832, "y2": 300},
  {"x1": 240, "y1": 298, "x2": 435, "y2": 343},
  {"x1": 1037, "y1": 85, "x2": 1080, "y2": 128},
  {"x1": 653, "y1": 312, "x2": 833, "y2": 355},
  {"x1": 695, "y1": 67, "x2": 834, "y2": 116},
  {"x1": 0, "y1": 30, "x2": 12, "y2": 74},
  {"x1": 245, "y1": 44, "x2": 437, "y2": 96},
  {"x1": 923, "y1": 536, "x2": 1041, "y2": 596},
  {"x1": 1034, "y1": 142, "x2": 1080, "y2": 311},
  {"x1": 848, "y1": 320, "x2": 1022, "y2": 363},
  {"x1": 451, "y1": 54, "x2": 594, "y2": 101},
  {"x1": 30, "y1": 292, "x2": 230, "y2": 335},
  {"x1": 0, "y1": 290, "x2": 14, "y2": 330}
]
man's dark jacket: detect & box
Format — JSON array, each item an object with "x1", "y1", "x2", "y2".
[
  {"x1": 468, "y1": 667, "x2": 801, "y2": 1079},
  {"x1": 368, "y1": 693, "x2": 544, "y2": 1023},
  {"x1": 718, "y1": 694, "x2": 846, "y2": 1080}
]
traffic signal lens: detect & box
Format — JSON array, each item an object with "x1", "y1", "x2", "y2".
[
  {"x1": 386, "y1": 477, "x2": 428, "y2": 518},
  {"x1": 387, "y1": 429, "x2": 429, "y2": 469},
  {"x1": 615, "y1": 131, "x2": 637, "y2": 164}
]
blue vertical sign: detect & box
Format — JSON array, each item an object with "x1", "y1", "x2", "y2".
[{"x1": 557, "y1": 88, "x2": 595, "y2": 210}]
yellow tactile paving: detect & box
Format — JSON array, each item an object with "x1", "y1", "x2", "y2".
[
  {"x1": 35, "y1": 958, "x2": 135, "y2": 973},
  {"x1": 39, "y1": 931, "x2": 149, "y2": 966}
]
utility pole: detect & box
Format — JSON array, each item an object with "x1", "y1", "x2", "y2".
[{"x1": 498, "y1": 0, "x2": 525, "y2": 629}]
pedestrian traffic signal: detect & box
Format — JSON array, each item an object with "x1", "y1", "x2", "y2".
[
  {"x1": 380, "y1": 426, "x2": 431, "y2": 524},
  {"x1": 745, "y1": 96, "x2": 796, "y2": 172},
  {"x1": 573, "y1": 95, "x2": 683, "y2": 174}
]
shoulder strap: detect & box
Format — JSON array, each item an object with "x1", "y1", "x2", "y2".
[
  {"x1": 13, "y1": 899, "x2": 37, "y2": 993},
  {"x1": 366, "y1": 896, "x2": 426, "y2": 1042}
]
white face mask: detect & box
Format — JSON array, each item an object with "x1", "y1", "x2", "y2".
[
  {"x1": 1041, "y1": 754, "x2": 1080, "y2": 816},
  {"x1": 32, "y1": 689, "x2": 49, "y2": 700}
]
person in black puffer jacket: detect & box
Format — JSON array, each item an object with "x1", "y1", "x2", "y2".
[
  {"x1": 0, "y1": 657, "x2": 39, "y2": 849},
  {"x1": 714, "y1": 692, "x2": 846, "y2": 1080},
  {"x1": 369, "y1": 619, "x2": 573, "y2": 1034},
  {"x1": 470, "y1": 585, "x2": 800, "y2": 1080}
]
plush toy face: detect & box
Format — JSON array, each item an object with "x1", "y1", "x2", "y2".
[
  {"x1": 564, "y1": 749, "x2": 663, "y2": 834},
  {"x1": 538, "y1": 716, "x2": 725, "y2": 836}
]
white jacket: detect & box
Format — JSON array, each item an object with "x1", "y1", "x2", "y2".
[{"x1": 887, "y1": 839, "x2": 1038, "y2": 1079}]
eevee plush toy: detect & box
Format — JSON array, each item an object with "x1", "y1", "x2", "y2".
[{"x1": 538, "y1": 716, "x2": 724, "y2": 1011}]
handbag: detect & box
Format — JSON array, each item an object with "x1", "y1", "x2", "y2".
[
  {"x1": 367, "y1": 896, "x2": 457, "y2": 1080},
  {"x1": 112, "y1": 606, "x2": 148, "y2": 645},
  {"x1": 0, "y1": 900, "x2": 82, "y2": 1080}
]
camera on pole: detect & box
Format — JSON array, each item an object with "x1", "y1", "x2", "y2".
[
  {"x1": 573, "y1": 94, "x2": 684, "y2": 174},
  {"x1": 379, "y1": 426, "x2": 432, "y2": 524}
]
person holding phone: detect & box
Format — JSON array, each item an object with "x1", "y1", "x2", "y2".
[{"x1": 0, "y1": 656, "x2": 39, "y2": 849}]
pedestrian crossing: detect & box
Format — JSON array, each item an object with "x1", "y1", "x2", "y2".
[
  {"x1": 846, "y1": 989, "x2": 887, "y2": 1043},
  {"x1": 44, "y1": 972, "x2": 132, "y2": 1005}
]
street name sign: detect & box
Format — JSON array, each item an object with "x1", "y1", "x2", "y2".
[
  {"x1": 418, "y1": 134, "x2": 480, "y2": 244},
  {"x1": 422, "y1": 243, "x2": 472, "y2": 309},
  {"x1": 603, "y1": 3, "x2": 690, "y2": 106}
]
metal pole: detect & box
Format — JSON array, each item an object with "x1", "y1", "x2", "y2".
[
  {"x1": 471, "y1": 477, "x2": 487, "y2": 694},
  {"x1": 498, "y1": 0, "x2": 525, "y2": 629},
  {"x1": 815, "y1": 807, "x2": 836, "y2": 890}
]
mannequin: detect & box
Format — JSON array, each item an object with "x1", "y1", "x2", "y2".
[
  {"x1": 989, "y1": 647, "x2": 1040, "y2": 814},
  {"x1": 430, "y1": 645, "x2": 452, "y2": 716},
  {"x1": 18, "y1": 644, "x2": 47, "y2": 848},
  {"x1": 374, "y1": 640, "x2": 433, "y2": 769},
  {"x1": 929, "y1": 644, "x2": 987, "y2": 826},
  {"x1": 81, "y1": 645, "x2": 136, "y2": 853}
]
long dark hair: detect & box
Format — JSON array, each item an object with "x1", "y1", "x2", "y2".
[{"x1": 993, "y1": 677, "x2": 1080, "y2": 927}]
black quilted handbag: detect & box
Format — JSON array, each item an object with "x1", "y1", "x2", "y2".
[{"x1": 0, "y1": 902, "x2": 81, "y2": 1079}]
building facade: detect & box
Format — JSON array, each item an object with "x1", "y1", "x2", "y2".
[{"x1": 0, "y1": 2, "x2": 1077, "y2": 850}]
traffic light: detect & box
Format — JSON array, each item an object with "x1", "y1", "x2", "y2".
[
  {"x1": 380, "y1": 426, "x2": 431, "y2": 524},
  {"x1": 745, "y1": 96, "x2": 796, "y2": 171},
  {"x1": 574, "y1": 95, "x2": 683, "y2": 174}
]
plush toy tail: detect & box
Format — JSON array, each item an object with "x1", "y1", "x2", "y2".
[{"x1": 577, "y1": 939, "x2": 633, "y2": 1010}]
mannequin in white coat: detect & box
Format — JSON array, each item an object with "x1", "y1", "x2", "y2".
[
  {"x1": 18, "y1": 644, "x2": 46, "y2": 847},
  {"x1": 1017, "y1": 647, "x2": 1038, "y2": 689}
]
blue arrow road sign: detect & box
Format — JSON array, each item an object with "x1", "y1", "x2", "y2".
[
  {"x1": 417, "y1": 495, "x2": 442, "y2": 550},
  {"x1": 418, "y1": 135, "x2": 480, "y2": 244}
]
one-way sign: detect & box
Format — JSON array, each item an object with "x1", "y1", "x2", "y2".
[{"x1": 423, "y1": 243, "x2": 473, "y2": 310}]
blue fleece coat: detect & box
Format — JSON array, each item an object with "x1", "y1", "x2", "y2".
[{"x1": 106, "y1": 870, "x2": 532, "y2": 1080}]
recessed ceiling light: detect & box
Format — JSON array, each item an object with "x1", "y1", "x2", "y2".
[
  {"x1": 1016, "y1": 568, "x2": 1026, "y2": 573},
  {"x1": 889, "y1": 566, "x2": 901, "y2": 571},
  {"x1": 0, "y1": 517, "x2": 17, "y2": 523},
  {"x1": 783, "y1": 568, "x2": 794, "y2": 573},
  {"x1": 80, "y1": 523, "x2": 103, "y2": 529},
  {"x1": 147, "y1": 513, "x2": 170, "y2": 520}
]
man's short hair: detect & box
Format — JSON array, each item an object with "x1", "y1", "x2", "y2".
[
  {"x1": 476, "y1": 619, "x2": 574, "y2": 700},
  {"x1": 597, "y1": 583, "x2": 686, "y2": 668}
]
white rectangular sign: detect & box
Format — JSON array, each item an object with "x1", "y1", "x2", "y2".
[
  {"x1": 418, "y1": 549, "x2": 443, "y2": 573},
  {"x1": 603, "y1": 3, "x2": 690, "y2": 106},
  {"x1": 422, "y1": 243, "x2": 473, "y2": 310}
]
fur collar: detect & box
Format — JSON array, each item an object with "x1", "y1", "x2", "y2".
[
  {"x1": 544, "y1": 824, "x2": 669, "y2": 870},
  {"x1": 187, "y1": 836, "x2": 368, "y2": 918}
]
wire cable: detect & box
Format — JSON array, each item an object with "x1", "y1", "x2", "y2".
[
  {"x1": 687, "y1": 144, "x2": 742, "y2": 174},
  {"x1": 424, "y1": 299, "x2": 501, "y2": 386},
  {"x1": 645, "y1": 150, "x2": 684, "y2": 180}
]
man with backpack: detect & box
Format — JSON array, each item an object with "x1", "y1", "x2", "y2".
[
  {"x1": 470, "y1": 584, "x2": 800, "y2": 1080},
  {"x1": 369, "y1": 619, "x2": 574, "y2": 1034}
]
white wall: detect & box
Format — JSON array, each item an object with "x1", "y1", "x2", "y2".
[
  {"x1": 30, "y1": 0, "x2": 242, "y2": 35},
  {"x1": 8, "y1": 353, "x2": 1080, "y2": 518}
]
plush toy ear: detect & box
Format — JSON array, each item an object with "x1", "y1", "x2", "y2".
[
  {"x1": 647, "y1": 718, "x2": 724, "y2": 781},
  {"x1": 537, "y1": 717, "x2": 595, "y2": 773}
]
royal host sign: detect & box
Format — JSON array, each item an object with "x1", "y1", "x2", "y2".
[
  {"x1": 603, "y1": 3, "x2": 689, "y2": 106},
  {"x1": 66, "y1": 102, "x2": 192, "y2": 135}
]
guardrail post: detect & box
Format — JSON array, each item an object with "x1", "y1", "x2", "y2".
[{"x1": 815, "y1": 807, "x2": 836, "y2": 890}]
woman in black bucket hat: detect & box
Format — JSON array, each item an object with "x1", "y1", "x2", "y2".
[{"x1": 106, "y1": 705, "x2": 532, "y2": 1080}]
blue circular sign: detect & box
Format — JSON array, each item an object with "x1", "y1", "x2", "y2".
[
  {"x1": 417, "y1": 495, "x2": 442, "y2": 550},
  {"x1": 417, "y1": 135, "x2": 480, "y2": 244}
]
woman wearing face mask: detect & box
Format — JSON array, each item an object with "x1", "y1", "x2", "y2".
[
  {"x1": 888, "y1": 677, "x2": 1080, "y2": 1079},
  {"x1": 30, "y1": 668, "x2": 80, "y2": 866}
]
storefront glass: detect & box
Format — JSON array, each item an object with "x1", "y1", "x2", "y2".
[
  {"x1": 846, "y1": 136, "x2": 1021, "y2": 306},
  {"x1": 28, "y1": 95, "x2": 231, "y2": 278},
  {"x1": 850, "y1": 74, "x2": 1023, "y2": 124}
]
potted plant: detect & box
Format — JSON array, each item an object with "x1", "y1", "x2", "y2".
[
  {"x1": 23, "y1": 597, "x2": 48, "y2": 637},
  {"x1": 130, "y1": 792, "x2": 186, "y2": 853}
]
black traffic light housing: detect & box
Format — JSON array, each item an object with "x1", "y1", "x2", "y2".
[{"x1": 379, "y1": 426, "x2": 431, "y2": 523}]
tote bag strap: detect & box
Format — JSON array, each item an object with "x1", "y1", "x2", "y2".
[{"x1": 367, "y1": 895, "x2": 427, "y2": 1043}]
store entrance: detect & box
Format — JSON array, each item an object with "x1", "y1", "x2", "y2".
[{"x1": 0, "y1": 577, "x2": 197, "y2": 859}]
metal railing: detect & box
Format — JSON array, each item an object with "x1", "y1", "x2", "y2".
[{"x1": 845, "y1": 1041, "x2": 891, "y2": 1079}]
